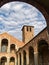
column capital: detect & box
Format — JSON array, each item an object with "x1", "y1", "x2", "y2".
[{"x1": 34, "y1": 51, "x2": 38, "y2": 54}]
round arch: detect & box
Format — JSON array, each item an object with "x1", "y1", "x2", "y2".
[
  {"x1": 1, "y1": 38, "x2": 8, "y2": 45},
  {"x1": 38, "y1": 39, "x2": 49, "y2": 65},
  {"x1": 10, "y1": 57, "x2": 15, "y2": 62},
  {"x1": 1, "y1": 57, "x2": 7, "y2": 65},
  {"x1": 0, "y1": 0, "x2": 49, "y2": 33},
  {"x1": 10, "y1": 57, "x2": 15, "y2": 65},
  {"x1": 1, "y1": 38, "x2": 8, "y2": 52},
  {"x1": 10, "y1": 44, "x2": 15, "y2": 53}
]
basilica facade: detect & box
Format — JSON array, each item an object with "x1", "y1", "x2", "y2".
[{"x1": 0, "y1": 25, "x2": 49, "y2": 65}]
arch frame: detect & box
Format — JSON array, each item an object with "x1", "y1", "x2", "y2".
[
  {"x1": 1, "y1": 56, "x2": 7, "y2": 64},
  {"x1": 1, "y1": 38, "x2": 8, "y2": 52},
  {"x1": 38, "y1": 39, "x2": 49, "y2": 46},
  {"x1": 38, "y1": 39, "x2": 49, "y2": 65}
]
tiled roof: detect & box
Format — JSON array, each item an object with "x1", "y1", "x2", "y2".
[{"x1": 0, "y1": 32, "x2": 25, "y2": 48}]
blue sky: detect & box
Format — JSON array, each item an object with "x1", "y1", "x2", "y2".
[{"x1": 0, "y1": 1, "x2": 47, "y2": 41}]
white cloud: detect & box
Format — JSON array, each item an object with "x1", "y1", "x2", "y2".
[
  {"x1": 1, "y1": 3, "x2": 11, "y2": 11},
  {"x1": 4, "y1": 21, "x2": 18, "y2": 25},
  {"x1": 12, "y1": 4, "x2": 23, "y2": 11},
  {"x1": 0, "y1": 17, "x2": 3, "y2": 20}
]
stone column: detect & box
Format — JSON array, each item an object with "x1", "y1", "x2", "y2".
[
  {"x1": 7, "y1": 57, "x2": 10, "y2": 65},
  {"x1": 34, "y1": 52, "x2": 38, "y2": 65},
  {"x1": 18, "y1": 53, "x2": 20, "y2": 65},
  {"x1": 15, "y1": 57, "x2": 17, "y2": 65},
  {"x1": 26, "y1": 50, "x2": 29, "y2": 65},
  {"x1": 34, "y1": 45, "x2": 38, "y2": 65},
  {"x1": 21, "y1": 51, "x2": 24, "y2": 65},
  {"x1": 7, "y1": 38, "x2": 10, "y2": 53},
  {"x1": 16, "y1": 54, "x2": 18, "y2": 65}
]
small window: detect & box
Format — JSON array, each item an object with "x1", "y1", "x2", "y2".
[
  {"x1": 10, "y1": 57, "x2": 15, "y2": 65},
  {"x1": 30, "y1": 27, "x2": 31, "y2": 32},
  {"x1": 1, "y1": 57, "x2": 7, "y2": 65},
  {"x1": 2, "y1": 45, "x2": 7, "y2": 52},
  {"x1": 1, "y1": 39, "x2": 8, "y2": 52},
  {"x1": 10, "y1": 44, "x2": 15, "y2": 53},
  {"x1": 10, "y1": 57, "x2": 15, "y2": 62}
]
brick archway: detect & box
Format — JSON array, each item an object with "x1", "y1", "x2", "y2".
[
  {"x1": 1, "y1": 57, "x2": 7, "y2": 65},
  {"x1": 10, "y1": 44, "x2": 15, "y2": 53},
  {"x1": 10, "y1": 57, "x2": 15, "y2": 65},
  {"x1": 1, "y1": 39, "x2": 8, "y2": 52},
  {"x1": 38, "y1": 40, "x2": 49, "y2": 65},
  {"x1": 0, "y1": 0, "x2": 49, "y2": 33}
]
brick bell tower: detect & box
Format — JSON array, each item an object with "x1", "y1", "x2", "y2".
[{"x1": 22, "y1": 25, "x2": 34, "y2": 44}]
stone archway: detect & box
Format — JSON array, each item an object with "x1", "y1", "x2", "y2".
[
  {"x1": 10, "y1": 57, "x2": 15, "y2": 65},
  {"x1": 38, "y1": 40, "x2": 49, "y2": 65},
  {"x1": 29, "y1": 46, "x2": 34, "y2": 65}
]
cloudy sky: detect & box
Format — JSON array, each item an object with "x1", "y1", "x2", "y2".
[{"x1": 0, "y1": 1, "x2": 47, "y2": 41}]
